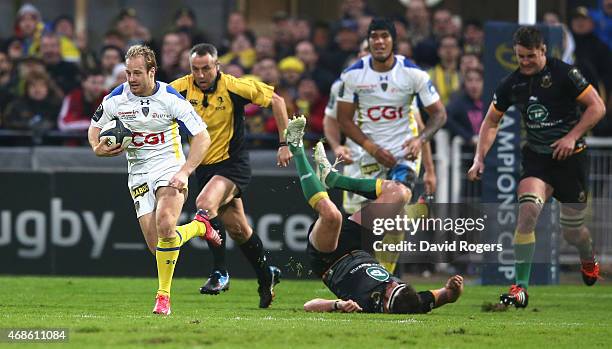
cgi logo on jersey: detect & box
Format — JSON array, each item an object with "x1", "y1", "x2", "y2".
[
  {"x1": 132, "y1": 132, "x2": 166, "y2": 147},
  {"x1": 366, "y1": 106, "x2": 405, "y2": 121}
]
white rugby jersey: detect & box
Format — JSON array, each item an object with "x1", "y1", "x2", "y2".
[
  {"x1": 337, "y1": 55, "x2": 440, "y2": 162},
  {"x1": 91, "y1": 81, "x2": 206, "y2": 174},
  {"x1": 325, "y1": 79, "x2": 363, "y2": 159}
]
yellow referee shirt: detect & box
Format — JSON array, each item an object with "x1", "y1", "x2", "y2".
[{"x1": 171, "y1": 72, "x2": 274, "y2": 165}]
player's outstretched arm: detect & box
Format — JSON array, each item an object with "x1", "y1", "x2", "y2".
[
  {"x1": 323, "y1": 115, "x2": 353, "y2": 164},
  {"x1": 169, "y1": 129, "x2": 211, "y2": 191},
  {"x1": 467, "y1": 103, "x2": 504, "y2": 181},
  {"x1": 431, "y1": 275, "x2": 463, "y2": 309},
  {"x1": 304, "y1": 298, "x2": 363, "y2": 313},
  {"x1": 551, "y1": 86, "x2": 606, "y2": 160},
  {"x1": 87, "y1": 125, "x2": 123, "y2": 157},
  {"x1": 270, "y1": 92, "x2": 292, "y2": 167}
]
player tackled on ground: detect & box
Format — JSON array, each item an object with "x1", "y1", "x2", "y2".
[
  {"x1": 468, "y1": 26, "x2": 606, "y2": 308},
  {"x1": 88, "y1": 45, "x2": 221, "y2": 315},
  {"x1": 285, "y1": 116, "x2": 462, "y2": 314}
]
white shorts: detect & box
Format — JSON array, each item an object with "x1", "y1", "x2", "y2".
[
  {"x1": 341, "y1": 153, "x2": 421, "y2": 214},
  {"x1": 128, "y1": 163, "x2": 182, "y2": 218}
]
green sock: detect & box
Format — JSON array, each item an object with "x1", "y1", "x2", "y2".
[
  {"x1": 513, "y1": 231, "x2": 536, "y2": 288},
  {"x1": 326, "y1": 171, "x2": 382, "y2": 200},
  {"x1": 290, "y1": 144, "x2": 328, "y2": 208}
]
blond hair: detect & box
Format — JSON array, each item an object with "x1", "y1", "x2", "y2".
[{"x1": 125, "y1": 45, "x2": 157, "y2": 71}]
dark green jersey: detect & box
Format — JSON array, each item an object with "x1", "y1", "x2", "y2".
[{"x1": 492, "y1": 57, "x2": 591, "y2": 154}]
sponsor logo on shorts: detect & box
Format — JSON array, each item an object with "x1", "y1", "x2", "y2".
[
  {"x1": 578, "y1": 191, "x2": 586, "y2": 203},
  {"x1": 131, "y1": 183, "x2": 149, "y2": 198},
  {"x1": 361, "y1": 163, "x2": 380, "y2": 175},
  {"x1": 366, "y1": 266, "x2": 390, "y2": 282},
  {"x1": 134, "y1": 200, "x2": 140, "y2": 213}
]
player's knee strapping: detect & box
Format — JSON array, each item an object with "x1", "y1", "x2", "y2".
[
  {"x1": 559, "y1": 210, "x2": 586, "y2": 230},
  {"x1": 518, "y1": 192, "x2": 544, "y2": 210}
]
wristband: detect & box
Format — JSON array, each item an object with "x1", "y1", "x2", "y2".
[
  {"x1": 333, "y1": 300, "x2": 340, "y2": 311},
  {"x1": 279, "y1": 141, "x2": 288, "y2": 147}
]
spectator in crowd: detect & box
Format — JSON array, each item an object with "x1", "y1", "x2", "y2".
[
  {"x1": 177, "y1": 48, "x2": 192, "y2": 77},
  {"x1": 462, "y1": 19, "x2": 484, "y2": 57},
  {"x1": 589, "y1": 0, "x2": 612, "y2": 50},
  {"x1": 223, "y1": 63, "x2": 245, "y2": 78},
  {"x1": 3, "y1": 71, "x2": 61, "y2": 135},
  {"x1": 311, "y1": 21, "x2": 332, "y2": 52},
  {"x1": 219, "y1": 33, "x2": 257, "y2": 72},
  {"x1": 250, "y1": 58, "x2": 296, "y2": 133},
  {"x1": 220, "y1": 12, "x2": 254, "y2": 55},
  {"x1": 445, "y1": 68, "x2": 484, "y2": 146},
  {"x1": 339, "y1": 0, "x2": 373, "y2": 20},
  {"x1": 5, "y1": 37, "x2": 25, "y2": 61},
  {"x1": 397, "y1": 38, "x2": 413, "y2": 59},
  {"x1": 357, "y1": 15, "x2": 374, "y2": 38},
  {"x1": 571, "y1": 6, "x2": 612, "y2": 136},
  {"x1": 459, "y1": 53, "x2": 482, "y2": 78},
  {"x1": 103, "y1": 29, "x2": 127, "y2": 52},
  {"x1": 428, "y1": 35, "x2": 461, "y2": 105},
  {"x1": 255, "y1": 36, "x2": 277, "y2": 61},
  {"x1": 51, "y1": 15, "x2": 81, "y2": 63},
  {"x1": 291, "y1": 17, "x2": 312, "y2": 44},
  {"x1": 14, "y1": 3, "x2": 44, "y2": 57},
  {"x1": 157, "y1": 32, "x2": 183, "y2": 83},
  {"x1": 324, "y1": 19, "x2": 360, "y2": 74},
  {"x1": 414, "y1": 8, "x2": 456, "y2": 68},
  {"x1": 0, "y1": 50, "x2": 16, "y2": 117},
  {"x1": 404, "y1": 0, "x2": 432, "y2": 47},
  {"x1": 542, "y1": 11, "x2": 575, "y2": 64},
  {"x1": 57, "y1": 68, "x2": 106, "y2": 134},
  {"x1": 172, "y1": 7, "x2": 207, "y2": 45},
  {"x1": 278, "y1": 56, "x2": 304, "y2": 102},
  {"x1": 39, "y1": 32, "x2": 80, "y2": 96},
  {"x1": 295, "y1": 40, "x2": 335, "y2": 93},
  {"x1": 100, "y1": 45, "x2": 125, "y2": 90},
  {"x1": 272, "y1": 11, "x2": 295, "y2": 59},
  {"x1": 114, "y1": 8, "x2": 151, "y2": 47},
  {"x1": 295, "y1": 77, "x2": 327, "y2": 135}
]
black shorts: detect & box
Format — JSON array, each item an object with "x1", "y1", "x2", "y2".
[
  {"x1": 195, "y1": 151, "x2": 251, "y2": 198},
  {"x1": 521, "y1": 146, "x2": 589, "y2": 204},
  {"x1": 307, "y1": 216, "x2": 374, "y2": 277}
]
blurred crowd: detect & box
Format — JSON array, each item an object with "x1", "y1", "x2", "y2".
[{"x1": 0, "y1": 0, "x2": 610, "y2": 147}]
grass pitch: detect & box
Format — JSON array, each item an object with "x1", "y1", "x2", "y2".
[{"x1": 1, "y1": 276, "x2": 611, "y2": 348}]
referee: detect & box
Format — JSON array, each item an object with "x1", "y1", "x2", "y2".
[{"x1": 171, "y1": 43, "x2": 292, "y2": 308}]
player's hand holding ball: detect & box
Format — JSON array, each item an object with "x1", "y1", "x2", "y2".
[{"x1": 96, "y1": 119, "x2": 133, "y2": 157}]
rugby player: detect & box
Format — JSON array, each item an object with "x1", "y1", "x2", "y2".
[
  {"x1": 88, "y1": 45, "x2": 221, "y2": 315},
  {"x1": 467, "y1": 26, "x2": 606, "y2": 308}
]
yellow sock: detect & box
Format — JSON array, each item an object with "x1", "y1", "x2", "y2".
[
  {"x1": 375, "y1": 231, "x2": 405, "y2": 274},
  {"x1": 175, "y1": 221, "x2": 207, "y2": 247},
  {"x1": 156, "y1": 236, "x2": 181, "y2": 296}
]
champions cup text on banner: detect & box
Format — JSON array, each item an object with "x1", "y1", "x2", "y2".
[{"x1": 481, "y1": 22, "x2": 563, "y2": 285}]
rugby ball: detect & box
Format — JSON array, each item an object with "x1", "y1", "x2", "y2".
[{"x1": 99, "y1": 119, "x2": 133, "y2": 149}]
